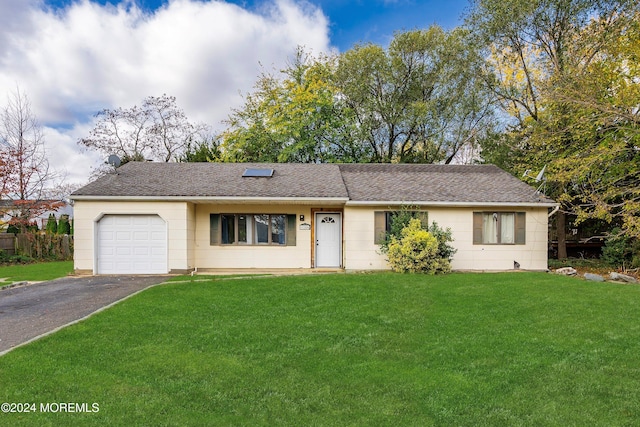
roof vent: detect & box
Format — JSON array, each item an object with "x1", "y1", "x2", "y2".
[{"x1": 242, "y1": 168, "x2": 274, "y2": 177}]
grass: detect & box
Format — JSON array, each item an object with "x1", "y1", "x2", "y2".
[
  {"x1": 1, "y1": 272, "x2": 640, "y2": 426},
  {"x1": 0, "y1": 260, "x2": 73, "y2": 284}
]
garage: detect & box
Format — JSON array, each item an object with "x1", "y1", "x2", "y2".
[{"x1": 97, "y1": 215, "x2": 167, "y2": 274}]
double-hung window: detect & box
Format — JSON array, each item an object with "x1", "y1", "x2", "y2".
[
  {"x1": 211, "y1": 214, "x2": 295, "y2": 246},
  {"x1": 473, "y1": 212, "x2": 526, "y2": 245}
]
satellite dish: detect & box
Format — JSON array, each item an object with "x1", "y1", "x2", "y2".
[
  {"x1": 523, "y1": 165, "x2": 546, "y2": 182},
  {"x1": 534, "y1": 165, "x2": 547, "y2": 182},
  {"x1": 107, "y1": 154, "x2": 121, "y2": 168}
]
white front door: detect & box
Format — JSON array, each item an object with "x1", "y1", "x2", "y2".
[{"x1": 315, "y1": 213, "x2": 341, "y2": 267}]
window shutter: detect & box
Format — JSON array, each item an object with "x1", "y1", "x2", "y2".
[
  {"x1": 417, "y1": 211, "x2": 429, "y2": 228},
  {"x1": 374, "y1": 211, "x2": 386, "y2": 244},
  {"x1": 210, "y1": 214, "x2": 219, "y2": 245},
  {"x1": 473, "y1": 212, "x2": 483, "y2": 244},
  {"x1": 515, "y1": 212, "x2": 526, "y2": 245},
  {"x1": 286, "y1": 214, "x2": 297, "y2": 246}
]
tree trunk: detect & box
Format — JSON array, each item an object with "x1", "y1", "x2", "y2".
[{"x1": 557, "y1": 210, "x2": 567, "y2": 259}]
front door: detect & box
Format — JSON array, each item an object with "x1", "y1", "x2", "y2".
[{"x1": 315, "y1": 213, "x2": 341, "y2": 267}]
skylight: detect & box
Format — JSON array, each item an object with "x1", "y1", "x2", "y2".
[{"x1": 242, "y1": 168, "x2": 274, "y2": 177}]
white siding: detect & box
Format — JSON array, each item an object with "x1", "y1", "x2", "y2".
[
  {"x1": 194, "y1": 204, "x2": 313, "y2": 270},
  {"x1": 73, "y1": 201, "x2": 192, "y2": 274},
  {"x1": 344, "y1": 206, "x2": 549, "y2": 271}
]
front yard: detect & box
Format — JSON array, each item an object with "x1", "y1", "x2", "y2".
[
  {"x1": 0, "y1": 261, "x2": 73, "y2": 286},
  {"x1": 1, "y1": 272, "x2": 640, "y2": 425}
]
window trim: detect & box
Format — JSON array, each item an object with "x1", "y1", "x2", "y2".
[
  {"x1": 473, "y1": 211, "x2": 526, "y2": 245},
  {"x1": 210, "y1": 213, "x2": 296, "y2": 246}
]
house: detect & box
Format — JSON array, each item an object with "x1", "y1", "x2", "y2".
[
  {"x1": 70, "y1": 162, "x2": 556, "y2": 275},
  {"x1": 0, "y1": 200, "x2": 73, "y2": 231}
]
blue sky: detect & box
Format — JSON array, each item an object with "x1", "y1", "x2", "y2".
[
  {"x1": 1, "y1": 0, "x2": 470, "y2": 185},
  {"x1": 45, "y1": 0, "x2": 469, "y2": 51}
]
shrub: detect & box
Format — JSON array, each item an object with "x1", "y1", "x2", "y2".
[
  {"x1": 387, "y1": 218, "x2": 453, "y2": 274},
  {"x1": 428, "y1": 221, "x2": 457, "y2": 262},
  {"x1": 45, "y1": 213, "x2": 58, "y2": 234},
  {"x1": 602, "y1": 228, "x2": 640, "y2": 269},
  {"x1": 58, "y1": 214, "x2": 71, "y2": 235},
  {"x1": 9, "y1": 255, "x2": 34, "y2": 264}
]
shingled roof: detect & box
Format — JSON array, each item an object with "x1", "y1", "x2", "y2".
[
  {"x1": 338, "y1": 164, "x2": 554, "y2": 204},
  {"x1": 71, "y1": 162, "x2": 554, "y2": 205}
]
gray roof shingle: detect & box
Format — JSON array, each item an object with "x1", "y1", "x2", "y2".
[
  {"x1": 72, "y1": 162, "x2": 348, "y2": 199},
  {"x1": 71, "y1": 162, "x2": 554, "y2": 205},
  {"x1": 338, "y1": 164, "x2": 554, "y2": 204}
]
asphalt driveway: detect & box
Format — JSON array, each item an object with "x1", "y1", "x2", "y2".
[{"x1": 0, "y1": 275, "x2": 168, "y2": 355}]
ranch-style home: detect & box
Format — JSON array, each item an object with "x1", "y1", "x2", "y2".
[{"x1": 70, "y1": 162, "x2": 557, "y2": 275}]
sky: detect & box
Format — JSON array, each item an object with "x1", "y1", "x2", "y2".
[{"x1": 0, "y1": 0, "x2": 470, "y2": 187}]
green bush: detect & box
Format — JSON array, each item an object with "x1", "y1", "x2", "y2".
[
  {"x1": 387, "y1": 218, "x2": 453, "y2": 274},
  {"x1": 45, "y1": 213, "x2": 58, "y2": 234},
  {"x1": 602, "y1": 228, "x2": 640, "y2": 268},
  {"x1": 428, "y1": 221, "x2": 457, "y2": 262},
  {"x1": 58, "y1": 214, "x2": 71, "y2": 235},
  {"x1": 9, "y1": 255, "x2": 34, "y2": 264}
]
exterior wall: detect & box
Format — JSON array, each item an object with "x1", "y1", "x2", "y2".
[
  {"x1": 186, "y1": 203, "x2": 196, "y2": 271},
  {"x1": 75, "y1": 200, "x2": 549, "y2": 274},
  {"x1": 73, "y1": 200, "x2": 192, "y2": 274},
  {"x1": 344, "y1": 206, "x2": 549, "y2": 271},
  {"x1": 343, "y1": 207, "x2": 389, "y2": 270},
  {"x1": 194, "y1": 204, "x2": 315, "y2": 269}
]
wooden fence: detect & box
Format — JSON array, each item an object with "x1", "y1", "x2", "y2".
[
  {"x1": 12, "y1": 234, "x2": 73, "y2": 260},
  {"x1": 0, "y1": 234, "x2": 15, "y2": 256}
]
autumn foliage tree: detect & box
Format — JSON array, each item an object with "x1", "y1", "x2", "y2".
[
  {"x1": 0, "y1": 87, "x2": 61, "y2": 231},
  {"x1": 468, "y1": 0, "x2": 639, "y2": 257}
]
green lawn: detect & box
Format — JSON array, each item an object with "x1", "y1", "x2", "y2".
[
  {"x1": 0, "y1": 261, "x2": 73, "y2": 284},
  {"x1": 1, "y1": 272, "x2": 640, "y2": 426}
]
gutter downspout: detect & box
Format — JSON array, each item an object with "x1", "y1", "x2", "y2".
[{"x1": 548, "y1": 205, "x2": 560, "y2": 217}]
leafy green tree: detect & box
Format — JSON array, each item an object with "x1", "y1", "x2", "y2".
[
  {"x1": 222, "y1": 48, "x2": 362, "y2": 163},
  {"x1": 57, "y1": 214, "x2": 71, "y2": 235},
  {"x1": 335, "y1": 27, "x2": 493, "y2": 163},
  {"x1": 222, "y1": 30, "x2": 494, "y2": 165},
  {"x1": 180, "y1": 138, "x2": 222, "y2": 162},
  {"x1": 467, "y1": 0, "x2": 639, "y2": 256},
  {"x1": 45, "y1": 213, "x2": 57, "y2": 234}
]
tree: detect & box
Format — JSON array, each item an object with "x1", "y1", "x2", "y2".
[
  {"x1": 335, "y1": 27, "x2": 494, "y2": 163},
  {"x1": 222, "y1": 32, "x2": 494, "y2": 165},
  {"x1": 540, "y1": 7, "x2": 640, "y2": 239},
  {"x1": 0, "y1": 87, "x2": 61, "y2": 231},
  {"x1": 57, "y1": 214, "x2": 71, "y2": 235},
  {"x1": 45, "y1": 213, "x2": 58, "y2": 234},
  {"x1": 179, "y1": 138, "x2": 222, "y2": 162},
  {"x1": 467, "y1": 0, "x2": 639, "y2": 256},
  {"x1": 79, "y1": 94, "x2": 206, "y2": 164},
  {"x1": 222, "y1": 48, "x2": 363, "y2": 163}
]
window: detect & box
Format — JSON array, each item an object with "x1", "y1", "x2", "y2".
[
  {"x1": 374, "y1": 210, "x2": 428, "y2": 244},
  {"x1": 210, "y1": 214, "x2": 296, "y2": 246},
  {"x1": 473, "y1": 212, "x2": 526, "y2": 245}
]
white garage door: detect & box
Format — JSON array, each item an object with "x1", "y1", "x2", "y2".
[{"x1": 97, "y1": 215, "x2": 167, "y2": 274}]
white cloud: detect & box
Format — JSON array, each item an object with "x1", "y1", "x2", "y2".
[{"x1": 0, "y1": 0, "x2": 332, "y2": 184}]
